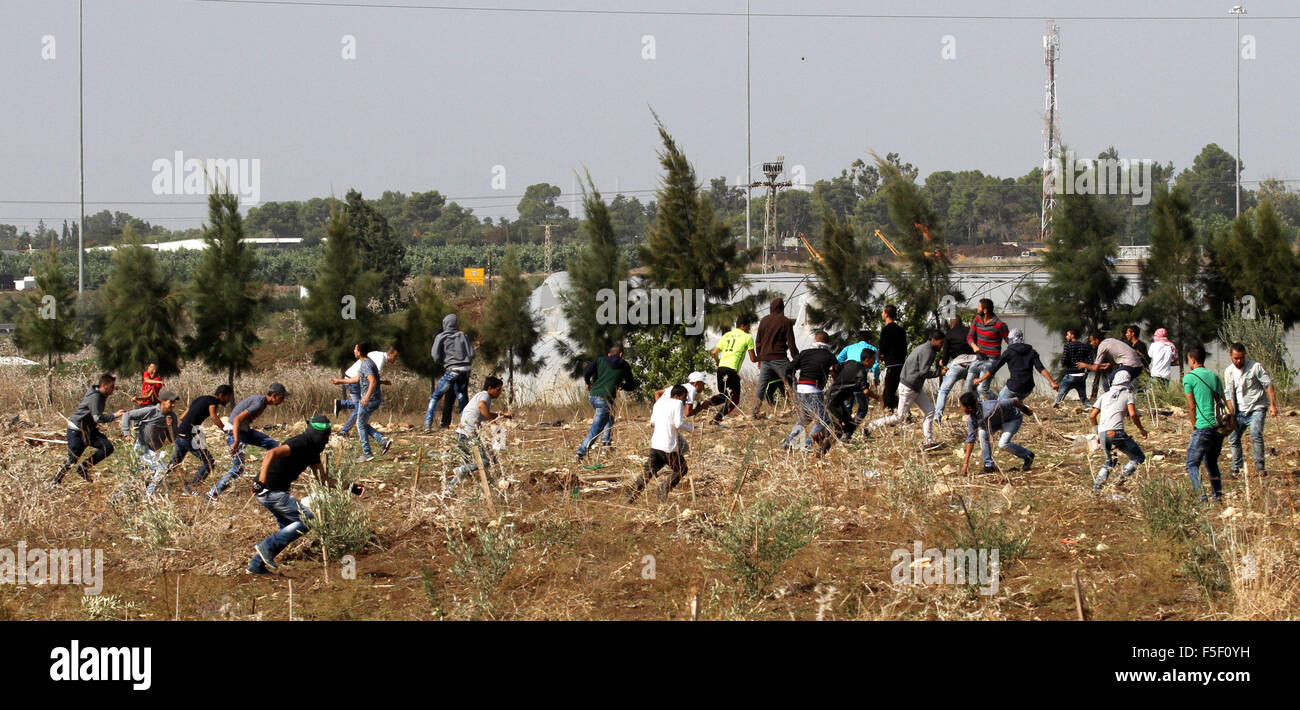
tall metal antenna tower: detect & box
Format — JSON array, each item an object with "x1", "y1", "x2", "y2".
[
  {"x1": 751, "y1": 157, "x2": 790, "y2": 273},
  {"x1": 1041, "y1": 20, "x2": 1060, "y2": 243}
]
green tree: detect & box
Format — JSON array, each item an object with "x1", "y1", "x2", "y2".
[
  {"x1": 559, "y1": 178, "x2": 630, "y2": 375},
  {"x1": 805, "y1": 208, "x2": 876, "y2": 347},
  {"x1": 479, "y1": 246, "x2": 543, "y2": 404},
  {"x1": 874, "y1": 155, "x2": 959, "y2": 340},
  {"x1": 345, "y1": 189, "x2": 408, "y2": 310},
  {"x1": 1211, "y1": 200, "x2": 1300, "y2": 328},
  {"x1": 12, "y1": 249, "x2": 80, "y2": 401},
  {"x1": 185, "y1": 191, "x2": 268, "y2": 387},
  {"x1": 1176, "y1": 143, "x2": 1255, "y2": 234},
  {"x1": 393, "y1": 276, "x2": 453, "y2": 381},
  {"x1": 639, "y1": 114, "x2": 762, "y2": 334},
  {"x1": 301, "y1": 204, "x2": 386, "y2": 370},
  {"x1": 1021, "y1": 182, "x2": 1128, "y2": 335},
  {"x1": 1135, "y1": 186, "x2": 1216, "y2": 371},
  {"x1": 93, "y1": 230, "x2": 184, "y2": 378}
]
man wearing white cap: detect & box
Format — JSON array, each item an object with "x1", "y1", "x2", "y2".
[
  {"x1": 653, "y1": 371, "x2": 712, "y2": 454},
  {"x1": 1088, "y1": 369, "x2": 1148, "y2": 491}
]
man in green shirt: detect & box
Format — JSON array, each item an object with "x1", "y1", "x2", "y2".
[
  {"x1": 1182, "y1": 346, "x2": 1225, "y2": 501},
  {"x1": 576, "y1": 345, "x2": 640, "y2": 462},
  {"x1": 709, "y1": 315, "x2": 756, "y2": 427}
]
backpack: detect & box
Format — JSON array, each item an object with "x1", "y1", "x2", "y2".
[{"x1": 1189, "y1": 368, "x2": 1234, "y2": 435}]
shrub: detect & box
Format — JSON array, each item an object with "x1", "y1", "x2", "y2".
[
  {"x1": 302, "y1": 471, "x2": 374, "y2": 562},
  {"x1": 444, "y1": 518, "x2": 518, "y2": 619},
  {"x1": 1218, "y1": 307, "x2": 1293, "y2": 393},
  {"x1": 707, "y1": 497, "x2": 821, "y2": 599}
]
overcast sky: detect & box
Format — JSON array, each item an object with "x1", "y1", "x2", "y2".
[{"x1": 2, "y1": 0, "x2": 1298, "y2": 231}]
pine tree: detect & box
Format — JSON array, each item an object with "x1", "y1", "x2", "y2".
[
  {"x1": 1212, "y1": 200, "x2": 1300, "y2": 327},
  {"x1": 93, "y1": 230, "x2": 184, "y2": 378},
  {"x1": 559, "y1": 176, "x2": 630, "y2": 374},
  {"x1": 345, "y1": 189, "x2": 408, "y2": 311},
  {"x1": 12, "y1": 249, "x2": 80, "y2": 402},
  {"x1": 185, "y1": 190, "x2": 267, "y2": 387},
  {"x1": 1021, "y1": 185, "x2": 1128, "y2": 335},
  {"x1": 394, "y1": 275, "x2": 454, "y2": 381},
  {"x1": 301, "y1": 203, "x2": 386, "y2": 370},
  {"x1": 806, "y1": 207, "x2": 877, "y2": 347},
  {"x1": 479, "y1": 246, "x2": 543, "y2": 405},
  {"x1": 1135, "y1": 186, "x2": 1215, "y2": 365},
  {"x1": 638, "y1": 114, "x2": 762, "y2": 335},
  {"x1": 874, "y1": 156, "x2": 960, "y2": 341}
]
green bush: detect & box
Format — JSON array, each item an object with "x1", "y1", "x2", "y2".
[
  {"x1": 707, "y1": 497, "x2": 821, "y2": 599},
  {"x1": 625, "y1": 326, "x2": 716, "y2": 399},
  {"x1": 445, "y1": 518, "x2": 518, "y2": 619},
  {"x1": 1218, "y1": 307, "x2": 1293, "y2": 393},
  {"x1": 302, "y1": 472, "x2": 374, "y2": 562}
]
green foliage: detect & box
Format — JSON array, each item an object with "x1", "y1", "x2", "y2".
[
  {"x1": 1218, "y1": 307, "x2": 1293, "y2": 393},
  {"x1": 1210, "y1": 200, "x2": 1300, "y2": 328},
  {"x1": 639, "y1": 113, "x2": 762, "y2": 335},
  {"x1": 937, "y1": 495, "x2": 1031, "y2": 567},
  {"x1": 394, "y1": 276, "x2": 453, "y2": 380},
  {"x1": 1136, "y1": 185, "x2": 1217, "y2": 354},
  {"x1": 303, "y1": 473, "x2": 375, "y2": 562},
  {"x1": 93, "y1": 231, "x2": 184, "y2": 377},
  {"x1": 625, "y1": 326, "x2": 715, "y2": 398},
  {"x1": 444, "y1": 518, "x2": 518, "y2": 620},
  {"x1": 1021, "y1": 180, "x2": 1128, "y2": 335},
  {"x1": 1137, "y1": 476, "x2": 1230, "y2": 599},
  {"x1": 806, "y1": 208, "x2": 877, "y2": 347},
  {"x1": 559, "y1": 177, "x2": 630, "y2": 374},
  {"x1": 12, "y1": 249, "x2": 79, "y2": 368},
  {"x1": 345, "y1": 189, "x2": 408, "y2": 310},
  {"x1": 301, "y1": 204, "x2": 386, "y2": 370},
  {"x1": 478, "y1": 246, "x2": 543, "y2": 403},
  {"x1": 185, "y1": 191, "x2": 267, "y2": 386},
  {"x1": 707, "y1": 497, "x2": 821, "y2": 598}
]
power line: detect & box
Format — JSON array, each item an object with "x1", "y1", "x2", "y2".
[{"x1": 185, "y1": 0, "x2": 1300, "y2": 21}]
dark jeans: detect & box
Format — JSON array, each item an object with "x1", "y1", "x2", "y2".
[
  {"x1": 170, "y1": 435, "x2": 216, "y2": 486},
  {"x1": 824, "y1": 390, "x2": 859, "y2": 450},
  {"x1": 248, "y1": 489, "x2": 313, "y2": 573},
  {"x1": 1186, "y1": 427, "x2": 1224, "y2": 498},
  {"x1": 882, "y1": 365, "x2": 902, "y2": 410},
  {"x1": 425, "y1": 371, "x2": 469, "y2": 429},
  {"x1": 1094, "y1": 430, "x2": 1145, "y2": 488},
  {"x1": 752, "y1": 359, "x2": 789, "y2": 415},
  {"x1": 713, "y1": 367, "x2": 742, "y2": 422},
  {"x1": 54, "y1": 426, "x2": 114, "y2": 483},
  {"x1": 1055, "y1": 372, "x2": 1089, "y2": 406},
  {"x1": 627, "y1": 448, "x2": 688, "y2": 502}
]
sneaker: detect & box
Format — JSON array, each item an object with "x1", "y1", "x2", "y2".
[
  {"x1": 253, "y1": 543, "x2": 279, "y2": 572},
  {"x1": 333, "y1": 399, "x2": 341, "y2": 417},
  {"x1": 357, "y1": 455, "x2": 375, "y2": 463},
  {"x1": 204, "y1": 491, "x2": 219, "y2": 503},
  {"x1": 981, "y1": 465, "x2": 997, "y2": 474},
  {"x1": 1021, "y1": 453, "x2": 1036, "y2": 471},
  {"x1": 922, "y1": 440, "x2": 944, "y2": 452},
  {"x1": 574, "y1": 453, "x2": 585, "y2": 464},
  {"x1": 711, "y1": 421, "x2": 728, "y2": 429},
  {"x1": 380, "y1": 439, "x2": 393, "y2": 456},
  {"x1": 76, "y1": 467, "x2": 93, "y2": 483},
  {"x1": 245, "y1": 564, "x2": 272, "y2": 576}
]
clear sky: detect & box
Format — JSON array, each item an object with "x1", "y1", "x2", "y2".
[{"x1": 2, "y1": 0, "x2": 1297, "y2": 231}]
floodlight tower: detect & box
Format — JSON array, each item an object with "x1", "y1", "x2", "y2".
[
  {"x1": 751, "y1": 157, "x2": 791, "y2": 273},
  {"x1": 1041, "y1": 20, "x2": 1060, "y2": 243}
]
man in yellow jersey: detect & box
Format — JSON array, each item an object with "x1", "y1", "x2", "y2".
[{"x1": 709, "y1": 314, "x2": 756, "y2": 428}]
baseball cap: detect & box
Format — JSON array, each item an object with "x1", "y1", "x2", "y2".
[
  {"x1": 687, "y1": 371, "x2": 709, "y2": 384},
  {"x1": 156, "y1": 389, "x2": 179, "y2": 401},
  {"x1": 268, "y1": 382, "x2": 289, "y2": 397}
]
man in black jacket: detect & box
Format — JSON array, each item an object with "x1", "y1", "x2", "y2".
[
  {"x1": 51, "y1": 374, "x2": 126, "y2": 485},
  {"x1": 823, "y1": 348, "x2": 881, "y2": 451},
  {"x1": 780, "y1": 331, "x2": 838, "y2": 452},
  {"x1": 972, "y1": 328, "x2": 1058, "y2": 401},
  {"x1": 878, "y1": 305, "x2": 907, "y2": 410}
]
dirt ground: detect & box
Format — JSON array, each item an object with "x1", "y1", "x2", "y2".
[{"x1": 3, "y1": 355, "x2": 1299, "y2": 620}]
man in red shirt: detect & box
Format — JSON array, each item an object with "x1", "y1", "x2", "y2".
[{"x1": 966, "y1": 299, "x2": 1009, "y2": 401}]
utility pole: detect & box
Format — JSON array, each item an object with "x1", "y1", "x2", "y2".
[
  {"x1": 745, "y1": 0, "x2": 751, "y2": 253},
  {"x1": 78, "y1": 0, "x2": 85, "y2": 294},
  {"x1": 751, "y1": 158, "x2": 790, "y2": 274},
  {"x1": 1040, "y1": 20, "x2": 1060, "y2": 243},
  {"x1": 1231, "y1": 5, "x2": 1246, "y2": 218},
  {"x1": 541, "y1": 223, "x2": 557, "y2": 274}
]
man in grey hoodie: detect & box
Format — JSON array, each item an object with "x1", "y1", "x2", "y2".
[
  {"x1": 866, "y1": 331, "x2": 946, "y2": 449},
  {"x1": 119, "y1": 389, "x2": 181, "y2": 496},
  {"x1": 51, "y1": 374, "x2": 126, "y2": 484},
  {"x1": 425, "y1": 313, "x2": 475, "y2": 431}
]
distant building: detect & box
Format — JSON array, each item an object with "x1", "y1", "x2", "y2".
[
  {"x1": 12, "y1": 276, "x2": 37, "y2": 291},
  {"x1": 87, "y1": 237, "x2": 305, "y2": 253}
]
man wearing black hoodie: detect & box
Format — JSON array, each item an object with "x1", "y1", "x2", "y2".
[
  {"x1": 972, "y1": 328, "x2": 1058, "y2": 402},
  {"x1": 425, "y1": 313, "x2": 475, "y2": 431},
  {"x1": 51, "y1": 374, "x2": 126, "y2": 484},
  {"x1": 751, "y1": 297, "x2": 800, "y2": 419},
  {"x1": 781, "y1": 331, "x2": 838, "y2": 451}
]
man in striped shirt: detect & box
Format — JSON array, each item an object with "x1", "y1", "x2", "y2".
[{"x1": 966, "y1": 298, "x2": 1010, "y2": 401}]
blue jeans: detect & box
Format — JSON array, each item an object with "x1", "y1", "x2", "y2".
[
  {"x1": 1228, "y1": 409, "x2": 1267, "y2": 473},
  {"x1": 136, "y1": 443, "x2": 170, "y2": 496},
  {"x1": 997, "y1": 385, "x2": 1030, "y2": 403},
  {"x1": 577, "y1": 395, "x2": 613, "y2": 457},
  {"x1": 170, "y1": 435, "x2": 215, "y2": 487},
  {"x1": 338, "y1": 385, "x2": 361, "y2": 434},
  {"x1": 1055, "y1": 373, "x2": 1089, "y2": 406},
  {"x1": 783, "y1": 392, "x2": 828, "y2": 450},
  {"x1": 934, "y1": 364, "x2": 969, "y2": 419},
  {"x1": 969, "y1": 358, "x2": 997, "y2": 400},
  {"x1": 450, "y1": 432, "x2": 498, "y2": 487},
  {"x1": 425, "y1": 371, "x2": 469, "y2": 429},
  {"x1": 248, "y1": 490, "x2": 313, "y2": 573},
  {"x1": 1094, "y1": 430, "x2": 1145, "y2": 488},
  {"x1": 356, "y1": 399, "x2": 387, "y2": 456},
  {"x1": 1186, "y1": 427, "x2": 1224, "y2": 498},
  {"x1": 209, "y1": 429, "x2": 279, "y2": 497},
  {"x1": 978, "y1": 417, "x2": 1030, "y2": 468}
]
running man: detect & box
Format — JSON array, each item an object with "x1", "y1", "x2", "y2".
[
  {"x1": 119, "y1": 389, "x2": 181, "y2": 497},
  {"x1": 781, "y1": 331, "x2": 838, "y2": 452},
  {"x1": 51, "y1": 374, "x2": 126, "y2": 485},
  {"x1": 1089, "y1": 370, "x2": 1148, "y2": 491},
  {"x1": 170, "y1": 384, "x2": 232, "y2": 494},
  {"x1": 349, "y1": 342, "x2": 393, "y2": 463},
  {"x1": 966, "y1": 298, "x2": 1010, "y2": 401},
  {"x1": 824, "y1": 348, "x2": 880, "y2": 449},
  {"x1": 1223, "y1": 342, "x2": 1279, "y2": 478},
  {"x1": 576, "y1": 345, "x2": 639, "y2": 462},
  {"x1": 971, "y1": 328, "x2": 1057, "y2": 402},
  {"x1": 1053, "y1": 328, "x2": 1093, "y2": 408},
  {"x1": 446, "y1": 376, "x2": 511, "y2": 494},
  {"x1": 836, "y1": 329, "x2": 880, "y2": 424},
  {"x1": 624, "y1": 385, "x2": 693, "y2": 504},
  {"x1": 709, "y1": 315, "x2": 756, "y2": 426},
  {"x1": 867, "y1": 330, "x2": 945, "y2": 450},
  {"x1": 1183, "y1": 346, "x2": 1226, "y2": 502},
  {"x1": 957, "y1": 391, "x2": 1036, "y2": 475},
  {"x1": 206, "y1": 383, "x2": 288, "y2": 501},
  {"x1": 424, "y1": 314, "x2": 475, "y2": 431},
  {"x1": 751, "y1": 297, "x2": 800, "y2": 418},
  {"x1": 878, "y1": 305, "x2": 907, "y2": 410},
  {"x1": 332, "y1": 344, "x2": 397, "y2": 436}
]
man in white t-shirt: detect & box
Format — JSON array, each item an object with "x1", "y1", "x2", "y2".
[
  {"x1": 445, "y1": 376, "x2": 511, "y2": 495},
  {"x1": 653, "y1": 371, "x2": 712, "y2": 453},
  {"x1": 331, "y1": 345, "x2": 397, "y2": 436},
  {"x1": 1147, "y1": 328, "x2": 1177, "y2": 384},
  {"x1": 1088, "y1": 370, "x2": 1148, "y2": 491},
  {"x1": 624, "y1": 385, "x2": 693, "y2": 503}
]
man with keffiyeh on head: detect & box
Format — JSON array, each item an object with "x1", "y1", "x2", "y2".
[
  {"x1": 972, "y1": 328, "x2": 1057, "y2": 403},
  {"x1": 1148, "y1": 328, "x2": 1178, "y2": 385},
  {"x1": 1089, "y1": 370, "x2": 1148, "y2": 491}
]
